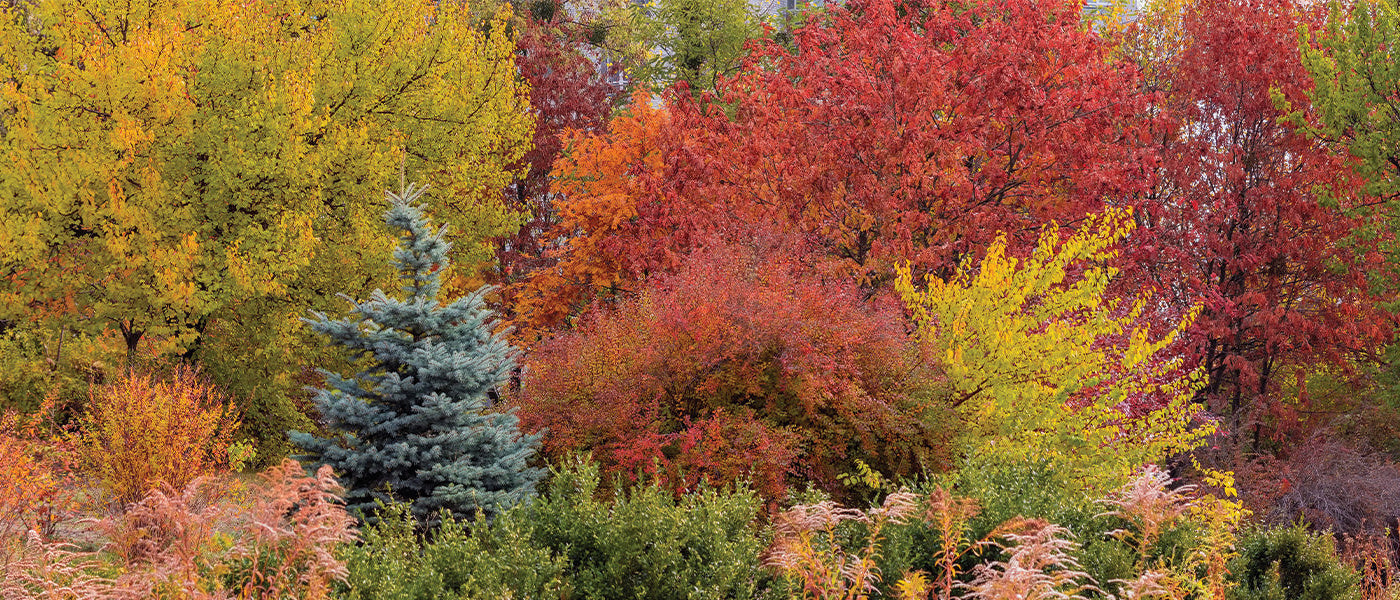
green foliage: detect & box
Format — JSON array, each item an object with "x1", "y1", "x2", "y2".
[
  {"x1": 526, "y1": 457, "x2": 778, "y2": 600},
  {"x1": 1228, "y1": 524, "x2": 1361, "y2": 600},
  {"x1": 0, "y1": 324, "x2": 114, "y2": 415},
  {"x1": 609, "y1": 0, "x2": 763, "y2": 93},
  {"x1": 1300, "y1": 0, "x2": 1400, "y2": 206},
  {"x1": 338, "y1": 457, "x2": 780, "y2": 600},
  {"x1": 339, "y1": 503, "x2": 568, "y2": 600}
]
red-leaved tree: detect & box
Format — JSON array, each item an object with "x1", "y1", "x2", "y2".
[
  {"x1": 494, "y1": 0, "x2": 618, "y2": 290},
  {"x1": 511, "y1": 0, "x2": 1155, "y2": 334},
  {"x1": 1126, "y1": 0, "x2": 1393, "y2": 448}
]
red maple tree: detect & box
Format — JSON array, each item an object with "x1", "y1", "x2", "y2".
[
  {"x1": 1125, "y1": 0, "x2": 1393, "y2": 447},
  {"x1": 511, "y1": 0, "x2": 1155, "y2": 333}
]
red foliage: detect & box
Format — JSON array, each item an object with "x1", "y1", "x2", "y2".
[
  {"x1": 1125, "y1": 0, "x2": 1393, "y2": 443},
  {"x1": 494, "y1": 1, "x2": 617, "y2": 288},
  {"x1": 511, "y1": 0, "x2": 1155, "y2": 334},
  {"x1": 516, "y1": 236, "x2": 945, "y2": 499}
]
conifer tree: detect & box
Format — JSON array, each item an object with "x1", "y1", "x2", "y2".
[{"x1": 291, "y1": 185, "x2": 542, "y2": 521}]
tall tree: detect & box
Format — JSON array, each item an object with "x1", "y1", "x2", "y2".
[
  {"x1": 494, "y1": 0, "x2": 618, "y2": 290},
  {"x1": 292, "y1": 185, "x2": 542, "y2": 521},
  {"x1": 512, "y1": 0, "x2": 1155, "y2": 333},
  {"x1": 0, "y1": 0, "x2": 533, "y2": 457},
  {"x1": 1127, "y1": 0, "x2": 1391, "y2": 446}
]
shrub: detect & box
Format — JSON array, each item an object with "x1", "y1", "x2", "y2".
[
  {"x1": 339, "y1": 457, "x2": 778, "y2": 600},
  {"x1": 1271, "y1": 437, "x2": 1400, "y2": 536},
  {"x1": 526, "y1": 457, "x2": 777, "y2": 600},
  {"x1": 519, "y1": 237, "x2": 942, "y2": 502},
  {"x1": 1229, "y1": 523, "x2": 1361, "y2": 600},
  {"x1": 221, "y1": 460, "x2": 359, "y2": 599},
  {"x1": 339, "y1": 503, "x2": 568, "y2": 600},
  {"x1": 0, "y1": 404, "x2": 80, "y2": 555},
  {"x1": 77, "y1": 365, "x2": 239, "y2": 504}
]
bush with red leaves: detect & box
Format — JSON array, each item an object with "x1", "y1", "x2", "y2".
[{"x1": 516, "y1": 238, "x2": 950, "y2": 500}]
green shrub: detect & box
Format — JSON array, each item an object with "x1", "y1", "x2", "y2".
[
  {"x1": 339, "y1": 503, "x2": 568, "y2": 600},
  {"x1": 527, "y1": 457, "x2": 778, "y2": 600},
  {"x1": 339, "y1": 458, "x2": 781, "y2": 600},
  {"x1": 1228, "y1": 523, "x2": 1360, "y2": 600}
]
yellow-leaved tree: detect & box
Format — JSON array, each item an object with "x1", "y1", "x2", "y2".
[
  {"x1": 896, "y1": 209, "x2": 1209, "y2": 491},
  {"x1": 0, "y1": 0, "x2": 533, "y2": 460}
]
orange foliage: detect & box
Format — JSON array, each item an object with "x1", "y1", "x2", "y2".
[
  {"x1": 0, "y1": 398, "x2": 81, "y2": 555},
  {"x1": 517, "y1": 237, "x2": 946, "y2": 499},
  {"x1": 510, "y1": 94, "x2": 668, "y2": 337},
  {"x1": 77, "y1": 366, "x2": 239, "y2": 503}
]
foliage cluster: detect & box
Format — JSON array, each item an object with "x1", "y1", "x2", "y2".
[
  {"x1": 77, "y1": 366, "x2": 239, "y2": 504},
  {"x1": 336, "y1": 457, "x2": 778, "y2": 600},
  {"x1": 4, "y1": 460, "x2": 356, "y2": 600}
]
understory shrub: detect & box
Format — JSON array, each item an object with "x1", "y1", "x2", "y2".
[
  {"x1": 529, "y1": 458, "x2": 777, "y2": 600},
  {"x1": 5, "y1": 459, "x2": 356, "y2": 599},
  {"x1": 339, "y1": 503, "x2": 568, "y2": 600},
  {"x1": 1228, "y1": 523, "x2": 1361, "y2": 600},
  {"x1": 77, "y1": 365, "x2": 239, "y2": 504},
  {"x1": 771, "y1": 464, "x2": 1245, "y2": 599},
  {"x1": 338, "y1": 457, "x2": 781, "y2": 600}
]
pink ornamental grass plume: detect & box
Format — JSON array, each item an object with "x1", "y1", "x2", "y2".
[{"x1": 958, "y1": 520, "x2": 1100, "y2": 600}]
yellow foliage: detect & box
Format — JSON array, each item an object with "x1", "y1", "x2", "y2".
[
  {"x1": 0, "y1": 0, "x2": 533, "y2": 455},
  {"x1": 77, "y1": 366, "x2": 239, "y2": 503},
  {"x1": 896, "y1": 209, "x2": 1209, "y2": 491},
  {"x1": 0, "y1": 0, "x2": 531, "y2": 351}
]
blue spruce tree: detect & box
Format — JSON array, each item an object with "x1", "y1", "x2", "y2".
[{"x1": 290, "y1": 184, "x2": 543, "y2": 521}]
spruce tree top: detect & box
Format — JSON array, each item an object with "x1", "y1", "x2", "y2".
[{"x1": 291, "y1": 184, "x2": 542, "y2": 522}]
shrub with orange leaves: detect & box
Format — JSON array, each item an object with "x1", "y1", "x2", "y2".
[
  {"x1": 0, "y1": 397, "x2": 81, "y2": 557},
  {"x1": 517, "y1": 236, "x2": 948, "y2": 500},
  {"x1": 77, "y1": 366, "x2": 239, "y2": 503}
]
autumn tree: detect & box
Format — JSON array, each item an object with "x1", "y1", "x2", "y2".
[
  {"x1": 1299, "y1": 0, "x2": 1400, "y2": 455},
  {"x1": 512, "y1": 0, "x2": 1155, "y2": 333},
  {"x1": 616, "y1": 0, "x2": 765, "y2": 94},
  {"x1": 1302, "y1": 0, "x2": 1400, "y2": 212},
  {"x1": 1127, "y1": 0, "x2": 1391, "y2": 448},
  {"x1": 517, "y1": 233, "x2": 947, "y2": 500},
  {"x1": 897, "y1": 209, "x2": 1209, "y2": 491},
  {"x1": 0, "y1": 0, "x2": 533, "y2": 458},
  {"x1": 495, "y1": 0, "x2": 618, "y2": 289}
]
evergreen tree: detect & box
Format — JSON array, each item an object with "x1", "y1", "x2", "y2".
[{"x1": 291, "y1": 184, "x2": 543, "y2": 521}]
